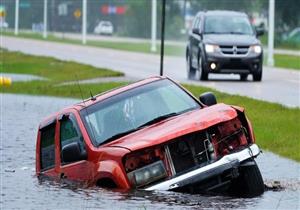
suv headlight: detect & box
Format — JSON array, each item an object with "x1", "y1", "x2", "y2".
[
  {"x1": 205, "y1": 44, "x2": 219, "y2": 53},
  {"x1": 250, "y1": 45, "x2": 262, "y2": 54},
  {"x1": 127, "y1": 160, "x2": 167, "y2": 187}
]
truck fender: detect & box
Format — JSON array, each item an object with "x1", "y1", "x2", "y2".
[{"x1": 96, "y1": 160, "x2": 130, "y2": 189}]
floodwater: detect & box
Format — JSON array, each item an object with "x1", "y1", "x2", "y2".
[
  {"x1": 0, "y1": 73, "x2": 46, "y2": 82},
  {"x1": 1, "y1": 93, "x2": 299, "y2": 209}
]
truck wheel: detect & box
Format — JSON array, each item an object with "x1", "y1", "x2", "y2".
[
  {"x1": 230, "y1": 161, "x2": 264, "y2": 197},
  {"x1": 198, "y1": 56, "x2": 208, "y2": 81},
  {"x1": 186, "y1": 53, "x2": 196, "y2": 79}
]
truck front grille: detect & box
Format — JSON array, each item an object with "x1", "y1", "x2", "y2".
[
  {"x1": 164, "y1": 118, "x2": 249, "y2": 176},
  {"x1": 166, "y1": 131, "x2": 211, "y2": 175}
]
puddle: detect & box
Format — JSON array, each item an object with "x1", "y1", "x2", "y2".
[
  {"x1": 0, "y1": 73, "x2": 46, "y2": 82},
  {"x1": 1, "y1": 93, "x2": 299, "y2": 209}
]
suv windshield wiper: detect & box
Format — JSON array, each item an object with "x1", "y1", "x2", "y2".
[
  {"x1": 228, "y1": 32, "x2": 249, "y2": 35},
  {"x1": 98, "y1": 112, "x2": 179, "y2": 146},
  {"x1": 204, "y1": 31, "x2": 226, "y2": 34}
]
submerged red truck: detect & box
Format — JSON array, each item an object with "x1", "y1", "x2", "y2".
[{"x1": 36, "y1": 76, "x2": 264, "y2": 197}]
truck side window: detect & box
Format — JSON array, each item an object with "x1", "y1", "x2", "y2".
[
  {"x1": 40, "y1": 123, "x2": 56, "y2": 171},
  {"x1": 60, "y1": 114, "x2": 85, "y2": 164}
]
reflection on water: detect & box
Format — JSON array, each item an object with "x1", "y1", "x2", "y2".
[{"x1": 1, "y1": 94, "x2": 299, "y2": 209}]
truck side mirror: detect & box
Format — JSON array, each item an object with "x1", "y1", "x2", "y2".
[
  {"x1": 199, "y1": 92, "x2": 217, "y2": 106},
  {"x1": 61, "y1": 142, "x2": 87, "y2": 163}
]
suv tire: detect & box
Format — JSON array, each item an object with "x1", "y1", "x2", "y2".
[
  {"x1": 253, "y1": 66, "x2": 263, "y2": 81},
  {"x1": 186, "y1": 52, "x2": 196, "y2": 79},
  {"x1": 198, "y1": 55, "x2": 208, "y2": 81},
  {"x1": 240, "y1": 74, "x2": 248, "y2": 81}
]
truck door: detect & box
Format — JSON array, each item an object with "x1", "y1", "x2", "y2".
[{"x1": 58, "y1": 113, "x2": 95, "y2": 184}]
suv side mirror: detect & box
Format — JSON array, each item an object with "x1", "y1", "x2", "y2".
[
  {"x1": 255, "y1": 27, "x2": 264, "y2": 36},
  {"x1": 192, "y1": 28, "x2": 202, "y2": 36},
  {"x1": 61, "y1": 142, "x2": 87, "y2": 163},
  {"x1": 199, "y1": 92, "x2": 217, "y2": 106}
]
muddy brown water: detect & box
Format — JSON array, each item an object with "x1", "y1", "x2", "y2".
[{"x1": 1, "y1": 94, "x2": 299, "y2": 209}]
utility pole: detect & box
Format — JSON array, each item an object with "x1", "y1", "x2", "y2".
[
  {"x1": 151, "y1": 0, "x2": 157, "y2": 52},
  {"x1": 14, "y1": 0, "x2": 19, "y2": 35},
  {"x1": 267, "y1": 0, "x2": 275, "y2": 66},
  {"x1": 82, "y1": 0, "x2": 87, "y2": 44},
  {"x1": 160, "y1": 0, "x2": 166, "y2": 76},
  {"x1": 43, "y1": 0, "x2": 48, "y2": 39}
]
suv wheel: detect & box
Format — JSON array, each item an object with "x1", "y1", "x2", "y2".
[
  {"x1": 253, "y1": 66, "x2": 263, "y2": 81},
  {"x1": 198, "y1": 56, "x2": 208, "y2": 81},
  {"x1": 186, "y1": 53, "x2": 196, "y2": 79},
  {"x1": 253, "y1": 71, "x2": 262, "y2": 81},
  {"x1": 240, "y1": 74, "x2": 248, "y2": 81}
]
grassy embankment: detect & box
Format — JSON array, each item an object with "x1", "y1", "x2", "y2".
[
  {"x1": 3, "y1": 31, "x2": 300, "y2": 70},
  {"x1": 1, "y1": 50, "x2": 299, "y2": 162},
  {"x1": 0, "y1": 49, "x2": 124, "y2": 98},
  {"x1": 273, "y1": 54, "x2": 300, "y2": 70},
  {"x1": 2, "y1": 31, "x2": 185, "y2": 57}
]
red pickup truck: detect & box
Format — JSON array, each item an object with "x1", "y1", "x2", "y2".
[{"x1": 36, "y1": 76, "x2": 264, "y2": 197}]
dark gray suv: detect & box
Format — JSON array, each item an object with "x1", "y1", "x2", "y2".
[{"x1": 186, "y1": 11, "x2": 264, "y2": 81}]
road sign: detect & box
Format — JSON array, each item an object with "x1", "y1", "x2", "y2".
[
  {"x1": 101, "y1": 5, "x2": 127, "y2": 15},
  {"x1": 58, "y1": 3, "x2": 68, "y2": 16},
  {"x1": 0, "y1": 6, "x2": 6, "y2": 17},
  {"x1": 0, "y1": 10, "x2": 5, "y2": 17},
  {"x1": 74, "y1": 9, "x2": 81, "y2": 19}
]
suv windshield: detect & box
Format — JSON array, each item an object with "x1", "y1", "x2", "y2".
[
  {"x1": 204, "y1": 15, "x2": 253, "y2": 35},
  {"x1": 80, "y1": 79, "x2": 200, "y2": 146}
]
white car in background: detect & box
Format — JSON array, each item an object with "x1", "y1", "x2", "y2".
[
  {"x1": 94, "y1": 21, "x2": 114, "y2": 35},
  {"x1": 0, "y1": 21, "x2": 8, "y2": 29}
]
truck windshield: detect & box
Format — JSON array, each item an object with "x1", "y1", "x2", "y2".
[
  {"x1": 80, "y1": 79, "x2": 200, "y2": 146},
  {"x1": 204, "y1": 15, "x2": 253, "y2": 35}
]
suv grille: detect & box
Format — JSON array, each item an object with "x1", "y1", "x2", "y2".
[{"x1": 220, "y1": 45, "x2": 249, "y2": 55}]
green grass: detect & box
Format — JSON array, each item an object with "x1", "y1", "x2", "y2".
[
  {"x1": 263, "y1": 53, "x2": 300, "y2": 70},
  {"x1": 274, "y1": 54, "x2": 300, "y2": 70},
  {"x1": 1, "y1": 50, "x2": 299, "y2": 162},
  {"x1": 1, "y1": 80, "x2": 128, "y2": 99},
  {"x1": 2, "y1": 31, "x2": 185, "y2": 57},
  {"x1": 1, "y1": 49, "x2": 123, "y2": 82}
]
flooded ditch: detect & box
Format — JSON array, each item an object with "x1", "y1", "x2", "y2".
[{"x1": 1, "y1": 93, "x2": 299, "y2": 209}]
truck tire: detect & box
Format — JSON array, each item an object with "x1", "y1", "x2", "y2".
[{"x1": 230, "y1": 161, "x2": 264, "y2": 197}]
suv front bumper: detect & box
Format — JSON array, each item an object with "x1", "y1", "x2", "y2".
[
  {"x1": 204, "y1": 53, "x2": 263, "y2": 74},
  {"x1": 145, "y1": 144, "x2": 260, "y2": 191}
]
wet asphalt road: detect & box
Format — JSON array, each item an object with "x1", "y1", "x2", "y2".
[
  {"x1": 1, "y1": 36, "x2": 300, "y2": 107},
  {"x1": 1, "y1": 93, "x2": 299, "y2": 209}
]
